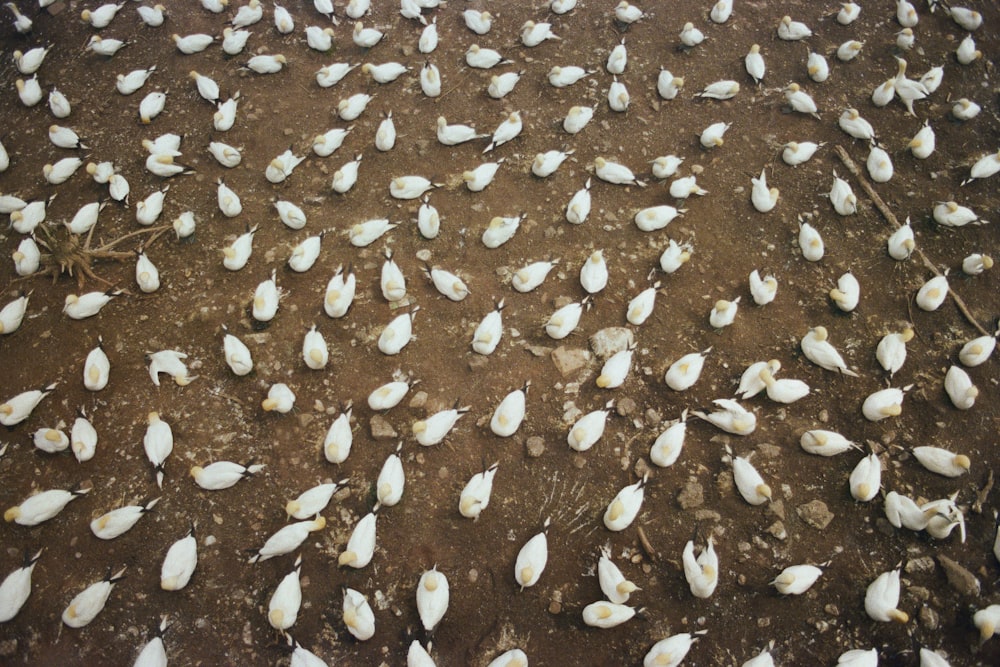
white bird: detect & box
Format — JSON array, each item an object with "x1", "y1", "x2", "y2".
[
  {"x1": 462, "y1": 9, "x2": 492, "y2": 34},
  {"x1": 64, "y1": 289, "x2": 122, "y2": 320},
  {"x1": 837, "y1": 649, "x2": 879, "y2": 666},
  {"x1": 338, "y1": 509, "x2": 378, "y2": 569},
  {"x1": 867, "y1": 144, "x2": 893, "y2": 183},
  {"x1": 651, "y1": 155, "x2": 683, "y2": 180},
  {"x1": 698, "y1": 80, "x2": 739, "y2": 100},
  {"x1": 412, "y1": 404, "x2": 468, "y2": 446},
  {"x1": 778, "y1": 15, "x2": 811, "y2": 40},
  {"x1": 963, "y1": 150, "x2": 1000, "y2": 186},
  {"x1": 952, "y1": 98, "x2": 980, "y2": 120},
  {"x1": 463, "y1": 160, "x2": 503, "y2": 192},
  {"x1": 862, "y1": 386, "x2": 910, "y2": 421},
  {"x1": 915, "y1": 274, "x2": 948, "y2": 311},
  {"x1": 488, "y1": 70, "x2": 521, "y2": 99},
  {"x1": 222, "y1": 28, "x2": 251, "y2": 55},
  {"x1": 799, "y1": 217, "x2": 824, "y2": 262},
  {"x1": 136, "y1": 186, "x2": 169, "y2": 227},
  {"x1": 49, "y1": 123, "x2": 86, "y2": 149},
  {"x1": 416, "y1": 567, "x2": 449, "y2": 631},
  {"x1": 784, "y1": 83, "x2": 819, "y2": 118},
  {"x1": 546, "y1": 296, "x2": 590, "y2": 339},
  {"x1": 551, "y1": 0, "x2": 576, "y2": 13},
  {"x1": 748, "y1": 270, "x2": 777, "y2": 305},
  {"x1": 933, "y1": 201, "x2": 983, "y2": 227},
  {"x1": 0, "y1": 293, "x2": 29, "y2": 335},
  {"x1": 62, "y1": 567, "x2": 126, "y2": 628},
  {"x1": 650, "y1": 410, "x2": 688, "y2": 467},
  {"x1": 711, "y1": 0, "x2": 733, "y2": 22},
  {"x1": 313, "y1": 126, "x2": 352, "y2": 157},
  {"x1": 0, "y1": 381, "x2": 55, "y2": 426},
  {"x1": 876, "y1": 327, "x2": 913, "y2": 376},
  {"x1": 959, "y1": 329, "x2": 998, "y2": 367},
  {"x1": 944, "y1": 365, "x2": 977, "y2": 410},
  {"x1": 262, "y1": 382, "x2": 295, "y2": 413},
  {"x1": 352, "y1": 21, "x2": 383, "y2": 47},
  {"x1": 32, "y1": 426, "x2": 68, "y2": 454},
  {"x1": 271, "y1": 2, "x2": 293, "y2": 32},
  {"x1": 732, "y1": 452, "x2": 772, "y2": 505},
  {"x1": 391, "y1": 176, "x2": 438, "y2": 200},
  {"x1": 679, "y1": 21, "x2": 704, "y2": 48},
  {"x1": 201, "y1": 0, "x2": 226, "y2": 12},
  {"x1": 838, "y1": 2, "x2": 861, "y2": 24},
  {"x1": 750, "y1": 169, "x2": 778, "y2": 212},
  {"x1": 594, "y1": 157, "x2": 645, "y2": 187},
  {"x1": 0, "y1": 549, "x2": 43, "y2": 623},
  {"x1": 362, "y1": 61, "x2": 408, "y2": 84},
  {"x1": 607, "y1": 76, "x2": 629, "y2": 112},
  {"x1": 607, "y1": 38, "x2": 627, "y2": 74},
  {"x1": 91, "y1": 498, "x2": 160, "y2": 540},
  {"x1": 956, "y1": 34, "x2": 981, "y2": 65},
  {"x1": 912, "y1": 445, "x2": 970, "y2": 478},
  {"x1": 567, "y1": 402, "x2": 613, "y2": 452},
  {"x1": 850, "y1": 452, "x2": 882, "y2": 502},
  {"x1": 582, "y1": 601, "x2": 638, "y2": 628},
  {"x1": 465, "y1": 44, "x2": 510, "y2": 69},
  {"x1": 459, "y1": 462, "x2": 498, "y2": 520},
  {"x1": 665, "y1": 348, "x2": 711, "y2": 392},
  {"x1": 829, "y1": 272, "x2": 860, "y2": 312},
  {"x1": 214, "y1": 93, "x2": 240, "y2": 130},
  {"x1": 710, "y1": 297, "x2": 739, "y2": 329},
  {"x1": 908, "y1": 121, "x2": 935, "y2": 159},
  {"x1": 380, "y1": 250, "x2": 407, "y2": 303},
  {"x1": 598, "y1": 549, "x2": 639, "y2": 604},
  {"x1": 579, "y1": 250, "x2": 608, "y2": 293},
  {"x1": 532, "y1": 149, "x2": 573, "y2": 178},
  {"x1": 514, "y1": 518, "x2": 550, "y2": 589},
  {"x1": 378, "y1": 308, "x2": 417, "y2": 355},
  {"x1": 115, "y1": 65, "x2": 156, "y2": 96},
  {"x1": 626, "y1": 280, "x2": 661, "y2": 325},
  {"x1": 313, "y1": 0, "x2": 338, "y2": 23},
  {"x1": 222, "y1": 329, "x2": 253, "y2": 377},
  {"x1": 837, "y1": 40, "x2": 863, "y2": 62},
  {"x1": 472, "y1": 299, "x2": 505, "y2": 355},
  {"x1": 231, "y1": 0, "x2": 263, "y2": 28},
  {"x1": 597, "y1": 345, "x2": 634, "y2": 390},
  {"x1": 839, "y1": 109, "x2": 875, "y2": 143},
  {"x1": 173, "y1": 33, "x2": 214, "y2": 54},
  {"x1": 513, "y1": 259, "x2": 558, "y2": 293},
  {"x1": 759, "y1": 366, "x2": 810, "y2": 404},
  {"x1": 682, "y1": 537, "x2": 718, "y2": 598},
  {"x1": 306, "y1": 26, "x2": 334, "y2": 51},
  {"x1": 659, "y1": 238, "x2": 690, "y2": 268},
  {"x1": 801, "y1": 327, "x2": 858, "y2": 376},
  {"x1": 338, "y1": 93, "x2": 371, "y2": 121},
  {"x1": 147, "y1": 349, "x2": 193, "y2": 387},
  {"x1": 691, "y1": 398, "x2": 756, "y2": 435},
  {"x1": 884, "y1": 491, "x2": 934, "y2": 531},
  {"x1": 700, "y1": 121, "x2": 729, "y2": 148},
  {"x1": 563, "y1": 105, "x2": 595, "y2": 134},
  {"x1": 245, "y1": 53, "x2": 286, "y2": 74},
  {"x1": 418, "y1": 18, "x2": 437, "y2": 53},
  {"x1": 973, "y1": 605, "x2": 1000, "y2": 641},
  {"x1": 865, "y1": 569, "x2": 908, "y2": 623},
  {"x1": 521, "y1": 20, "x2": 559, "y2": 47},
  {"x1": 368, "y1": 376, "x2": 416, "y2": 411},
  {"x1": 287, "y1": 636, "x2": 328, "y2": 667},
  {"x1": 801, "y1": 430, "x2": 860, "y2": 457},
  {"x1": 132, "y1": 617, "x2": 170, "y2": 667},
  {"x1": 138, "y1": 90, "x2": 166, "y2": 124},
  {"x1": 5, "y1": 2, "x2": 32, "y2": 33},
  {"x1": 5, "y1": 485, "x2": 89, "y2": 526},
  {"x1": 484, "y1": 112, "x2": 522, "y2": 153},
  {"x1": 644, "y1": 633, "x2": 698, "y2": 667},
  {"x1": 286, "y1": 479, "x2": 347, "y2": 520},
  {"x1": 548, "y1": 65, "x2": 593, "y2": 87},
  {"x1": 86, "y1": 35, "x2": 126, "y2": 56},
  {"x1": 333, "y1": 154, "x2": 364, "y2": 194},
  {"x1": 81, "y1": 2, "x2": 125, "y2": 29},
  {"x1": 669, "y1": 175, "x2": 707, "y2": 198},
  {"x1": 266, "y1": 148, "x2": 305, "y2": 184},
  {"x1": 425, "y1": 266, "x2": 469, "y2": 301},
  {"x1": 191, "y1": 460, "x2": 264, "y2": 490},
  {"x1": 735, "y1": 359, "x2": 779, "y2": 399},
  {"x1": 250, "y1": 516, "x2": 326, "y2": 563},
  {"x1": 160, "y1": 525, "x2": 197, "y2": 591},
  {"x1": 376, "y1": 443, "x2": 404, "y2": 506},
  {"x1": 772, "y1": 564, "x2": 823, "y2": 595},
  {"x1": 744, "y1": 44, "x2": 765, "y2": 84},
  {"x1": 342, "y1": 588, "x2": 375, "y2": 641},
  {"x1": 142, "y1": 412, "x2": 173, "y2": 488},
  {"x1": 375, "y1": 112, "x2": 396, "y2": 150},
  {"x1": 268, "y1": 555, "x2": 302, "y2": 631},
  {"x1": 565, "y1": 178, "x2": 592, "y2": 223},
  {"x1": 71, "y1": 410, "x2": 98, "y2": 462},
  {"x1": 615, "y1": 1, "x2": 643, "y2": 23},
  {"x1": 209, "y1": 141, "x2": 242, "y2": 168},
  {"x1": 12, "y1": 237, "x2": 40, "y2": 277},
  {"x1": 124, "y1": 3, "x2": 160, "y2": 29},
  {"x1": 316, "y1": 62, "x2": 357, "y2": 87},
  {"x1": 603, "y1": 474, "x2": 646, "y2": 531}
]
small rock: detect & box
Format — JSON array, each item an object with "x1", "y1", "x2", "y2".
[
  {"x1": 409, "y1": 391, "x2": 427, "y2": 408},
  {"x1": 526, "y1": 436, "x2": 545, "y2": 458},
  {"x1": 644, "y1": 408, "x2": 662, "y2": 427},
  {"x1": 551, "y1": 346, "x2": 591, "y2": 377},
  {"x1": 468, "y1": 355, "x2": 489, "y2": 371},
  {"x1": 937, "y1": 555, "x2": 980, "y2": 597},
  {"x1": 526, "y1": 344, "x2": 551, "y2": 357},
  {"x1": 297, "y1": 413, "x2": 314, "y2": 428},
  {"x1": 677, "y1": 481, "x2": 704, "y2": 509},
  {"x1": 716, "y1": 470, "x2": 734, "y2": 496},
  {"x1": 918, "y1": 605, "x2": 939, "y2": 631},
  {"x1": 905, "y1": 557, "x2": 935, "y2": 575},
  {"x1": 693, "y1": 509, "x2": 721, "y2": 522},
  {"x1": 634, "y1": 458, "x2": 650, "y2": 478},
  {"x1": 756, "y1": 443, "x2": 781, "y2": 458},
  {"x1": 768, "y1": 499, "x2": 785, "y2": 520},
  {"x1": 0, "y1": 639, "x2": 17, "y2": 658},
  {"x1": 796, "y1": 500, "x2": 834, "y2": 530},
  {"x1": 370, "y1": 415, "x2": 397, "y2": 439},
  {"x1": 616, "y1": 397, "x2": 637, "y2": 417},
  {"x1": 765, "y1": 521, "x2": 787, "y2": 540},
  {"x1": 824, "y1": 604, "x2": 839, "y2": 616},
  {"x1": 590, "y1": 327, "x2": 634, "y2": 358}
]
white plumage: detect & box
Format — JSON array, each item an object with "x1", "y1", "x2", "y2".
[
  {"x1": 62, "y1": 567, "x2": 126, "y2": 628},
  {"x1": 514, "y1": 518, "x2": 550, "y2": 589},
  {"x1": 682, "y1": 538, "x2": 718, "y2": 598},
  {"x1": 160, "y1": 525, "x2": 197, "y2": 590},
  {"x1": 490, "y1": 382, "x2": 527, "y2": 436},
  {"x1": 251, "y1": 516, "x2": 326, "y2": 564},
  {"x1": 849, "y1": 453, "x2": 882, "y2": 501},
  {"x1": 339, "y1": 510, "x2": 377, "y2": 569}
]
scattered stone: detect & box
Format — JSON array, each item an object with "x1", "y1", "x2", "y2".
[
  {"x1": 918, "y1": 605, "x2": 939, "y2": 631},
  {"x1": 937, "y1": 555, "x2": 980, "y2": 597},
  {"x1": 548, "y1": 590, "x2": 563, "y2": 615},
  {"x1": 551, "y1": 346, "x2": 591, "y2": 377},
  {"x1": 768, "y1": 499, "x2": 785, "y2": 520},
  {"x1": 693, "y1": 509, "x2": 721, "y2": 522},
  {"x1": 409, "y1": 391, "x2": 427, "y2": 408},
  {"x1": 370, "y1": 415, "x2": 397, "y2": 439},
  {"x1": 824, "y1": 604, "x2": 839, "y2": 616},
  {"x1": 468, "y1": 355, "x2": 489, "y2": 371},
  {"x1": 796, "y1": 500, "x2": 834, "y2": 530},
  {"x1": 905, "y1": 557, "x2": 935, "y2": 575},
  {"x1": 616, "y1": 397, "x2": 637, "y2": 417},
  {"x1": 716, "y1": 470, "x2": 734, "y2": 496},
  {"x1": 756, "y1": 443, "x2": 781, "y2": 458},
  {"x1": 526, "y1": 344, "x2": 551, "y2": 357},
  {"x1": 0, "y1": 640, "x2": 17, "y2": 658},
  {"x1": 526, "y1": 436, "x2": 545, "y2": 458},
  {"x1": 677, "y1": 481, "x2": 704, "y2": 509},
  {"x1": 765, "y1": 520, "x2": 787, "y2": 540},
  {"x1": 589, "y1": 327, "x2": 634, "y2": 359},
  {"x1": 644, "y1": 408, "x2": 661, "y2": 427}
]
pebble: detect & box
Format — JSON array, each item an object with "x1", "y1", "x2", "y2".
[
  {"x1": 633, "y1": 458, "x2": 650, "y2": 478},
  {"x1": 937, "y1": 555, "x2": 980, "y2": 597},
  {"x1": 551, "y1": 346, "x2": 591, "y2": 377},
  {"x1": 905, "y1": 557, "x2": 935, "y2": 574},
  {"x1": 590, "y1": 327, "x2": 634, "y2": 358},
  {"x1": 919, "y1": 605, "x2": 940, "y2": 631},
  {"x1": 796, "y1": 500, "x2": 834, "y2": 530},
  {"x1": 526, "y1": 436, "x2": 545, "y2": 457},
  {"x1": 766, "y1": 521, "x2": 787, "y2": 540},
  {"x1": 677, "y1": 481, "x2": 704, "y2": 509},
  {"x1": 409, "y1": 391, "x2": 427, "y2": 408},
  {"x1": 644, "y1": 408, "x2": 661, "y2": 427},
  {"x1": 370, "y1": 415, "x2": 397, "y2": 439},
  {"x1": 615, "y1": 398, "x2": 636, "y2": 417}
]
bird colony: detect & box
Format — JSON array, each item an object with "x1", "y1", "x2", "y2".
[{"x1": 0, "y1": 0, "x2": 998, "y2": 665}]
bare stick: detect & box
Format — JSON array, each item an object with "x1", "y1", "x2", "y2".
[{"x1": 834, "y1": 145, "x2": 990, "y2": 337}]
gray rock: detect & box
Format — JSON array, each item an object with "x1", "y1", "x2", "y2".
[
  {"x1": 526, "y1": 436, "x2": 545, "y2": 458},
  {"x1": 796, "y1": 500, "x2": 834, "y2": 530},
  {"x1": 905, "y1": 557, "x2": 935, "y2": 575},
  {"x1": 616, "y1": 397, "x2": 637, "y2": 417},
  {"x1": 937, "y1": 555, "x2": 980, "y2": 597},
  {"x1": 589, "y1": 327, "x2": 634, "y2": 359},
  {"x1": 766, "y1": 521, "x2": 787, "y2": 540},
  {"x1": 551, "y1": 346, "x2": 591, "y2": 377},
  {"x1": 370, "y1": 415, "x2": 397, "y2": 439},
  {"x1": 677, "y1": 481, "x2": 704, "y2": 509}
]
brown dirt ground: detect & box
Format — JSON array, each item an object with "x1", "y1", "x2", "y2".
[{"x1": 1, "y1": 0, "x2": 999, "y2": 665}]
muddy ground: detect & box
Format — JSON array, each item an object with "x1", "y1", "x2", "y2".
[{"x1": 1, "y1": 0, "x2": 999, "y2": 665}]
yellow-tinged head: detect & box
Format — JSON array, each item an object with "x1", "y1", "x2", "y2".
[
  {"x1": 412, "y1": 420, "x2": 427, "y2": 435},
  {"x1": 4, "y1": 506, "x2": 19, "y2": 522},
  {"x1": 519, "y1": 566, "x2": 533, "y2": 584},
  {"x1": 608, "y1": 499, "x2": 624, "y2": 521}
]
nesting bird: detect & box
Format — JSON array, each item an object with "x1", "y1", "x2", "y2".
[
  {"x1": 682, "y1": 537, "x2": 718, "y2": 598},
  {"x1": 250, "y1": 516, "x2": 326, "y2": 564},
  {"x1": 0, "y1": 549, "x2": 43, "y2": 623},
  {"x1": 459, "y1": 462, "x2": 498, "y2": 519},
  {"x1": 772, "y1": 564, "x2": 823, "y2": 595},
  {"x1": 62, "y1": 567, "x2": 126, "y2": 628},
  {"x1": 514, "y1": 518, "x2": 550, "y2": 589},
  {"x1": 412, "y1": 404, "x2": 468, "y2": 447},
  {"x1": 801, "y1": 327, "x2": 858, "y2": 376},
  {"x1": 665, "y1": 348, "x2": 711, "y2": 391},
  {"x1": 691, "y1": 399, "x2": 756, "y2": 435},
  {"x1": 5, "y1": 485, "x2": 90, "y2": 526},
  {"x1": 862, "y1": 385, "x2": 911, "y2": 422},
  {"x1": 603, "y1": 474, "x2": 647, "y2": 531},
  {"x1": 865, "y1": 569, "x2": 908, "y2": 623}
]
